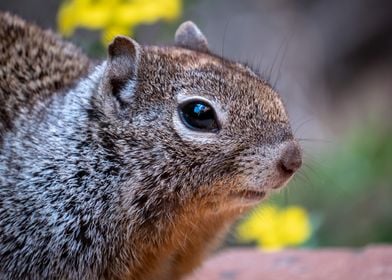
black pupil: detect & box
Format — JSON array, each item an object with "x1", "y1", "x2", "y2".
[{"x1": 179, "y1": 101, "x2": 219, "y2": 132}]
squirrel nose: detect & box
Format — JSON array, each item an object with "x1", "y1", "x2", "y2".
[{"x1": 278, "y1": 141, "x2": 302, "y2": 176}]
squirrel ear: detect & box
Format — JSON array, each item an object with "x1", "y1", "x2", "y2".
[
  {"x1": 175, "y1": 21, "x2": 209, "y2": 52},
  {"x1": 103, "y1": 36, "x2": 140, "y2": 99}
]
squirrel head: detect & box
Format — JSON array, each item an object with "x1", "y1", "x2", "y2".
[{"x1": 92, "y1": 21, "x2": 302, "y2": 215}]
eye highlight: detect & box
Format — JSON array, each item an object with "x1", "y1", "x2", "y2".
[{"x1": 178, "y1": 99, "x2": 220, "y2": 132}]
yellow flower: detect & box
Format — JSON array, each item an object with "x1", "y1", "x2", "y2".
[
  {"x1": 236, "y1": 204, "x2": 311, "y2": 250},
  {"x1": 57, "y1": 0, "x2": 182, "y2": 45}
]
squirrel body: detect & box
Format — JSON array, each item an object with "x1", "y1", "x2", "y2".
[{"x1": 0, "y1": 13, "x2": 302, "y2": 279}]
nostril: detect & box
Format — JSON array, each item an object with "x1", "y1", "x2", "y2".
[
  {"x1": 278, "y1": 161, "x2": 294, "y2": 175},
  {"x1": 278, "y1": 142, "x2": 302, "y2": 175}
]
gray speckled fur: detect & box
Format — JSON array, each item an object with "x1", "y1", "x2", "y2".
[{"x1": 1, "y1": 64, "x2": 113, "y2": 278}]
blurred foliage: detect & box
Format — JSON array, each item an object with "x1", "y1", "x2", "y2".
[
  {"x1": 234, "y1": 123, "x2": 392, "y2": 249},
  {"x1": 236, "y1": 204, "x2": 312, "y2": 250},
  {"x1": 270, "y1": 123, "x2": 392, "y2": 247},
  {"x1": 57, "y1": 0, "x2": 182, "y2": 45}
]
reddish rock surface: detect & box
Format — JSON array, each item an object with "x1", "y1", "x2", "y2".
[{"x1": 187, "y1": 246, "x2": 392, "y2": 280}]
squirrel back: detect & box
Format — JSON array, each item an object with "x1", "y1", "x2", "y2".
[{"x1": 0, "y1": 12, "x2": 90, "y2": 140}]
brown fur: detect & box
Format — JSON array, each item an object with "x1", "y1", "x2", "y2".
[
  {"x1": 0, "y1": 12, "x2": 90, "y2": 140},
  {"x1": 96, "y1": 44, "x2": 292, "y2": 279}
]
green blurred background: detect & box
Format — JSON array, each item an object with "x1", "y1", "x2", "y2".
[{"x1": 1, "y1": 0, "x2": 391, "y2": 248}]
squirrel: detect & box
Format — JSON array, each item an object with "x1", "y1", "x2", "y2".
[{"x1": 0, "y1": 12, "x2": 302, "y2": 280}]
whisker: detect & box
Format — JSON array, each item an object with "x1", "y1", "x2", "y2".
[
  {"x1": 283, "y1": 187, "x2": 289, "y2": 206},
  {"x1": 272, "y1": 34, "x2": 292, "y2": 90},
  {"x1": 298, "y1": 138, "x2": 333, "y2": 144},
  {"x1": 302, "y1": 154, "x2": 330, "y2": 172},
  {"x1": 293, "y1": 117, "x2": 315, "y2": 135},
  {"x1": 297, "y1": 168, "x2": 314, "y2": 187},
  {"x1": 294, "y1": 171, "x2": 313, "y2": 188},
  {"x1": 267, "y1": 38, "x2": 285, "y2": 85}
]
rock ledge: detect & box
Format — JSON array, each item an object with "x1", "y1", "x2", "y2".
[{"x1": 187, "y1": 245, "x2": 392, "y2": 280}]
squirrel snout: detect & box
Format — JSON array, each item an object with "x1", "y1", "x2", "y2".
[{"x1": 277, "y1": 141, "x2": 302, "y2": 176}]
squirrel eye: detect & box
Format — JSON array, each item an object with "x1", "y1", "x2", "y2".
[{"x1": 178, "y1": 100, "x2": 220, "y2": 132}]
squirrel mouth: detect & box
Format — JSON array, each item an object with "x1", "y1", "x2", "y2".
[{"x1": 230, "y1": 189, "x2": 266, "y2": 201}]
